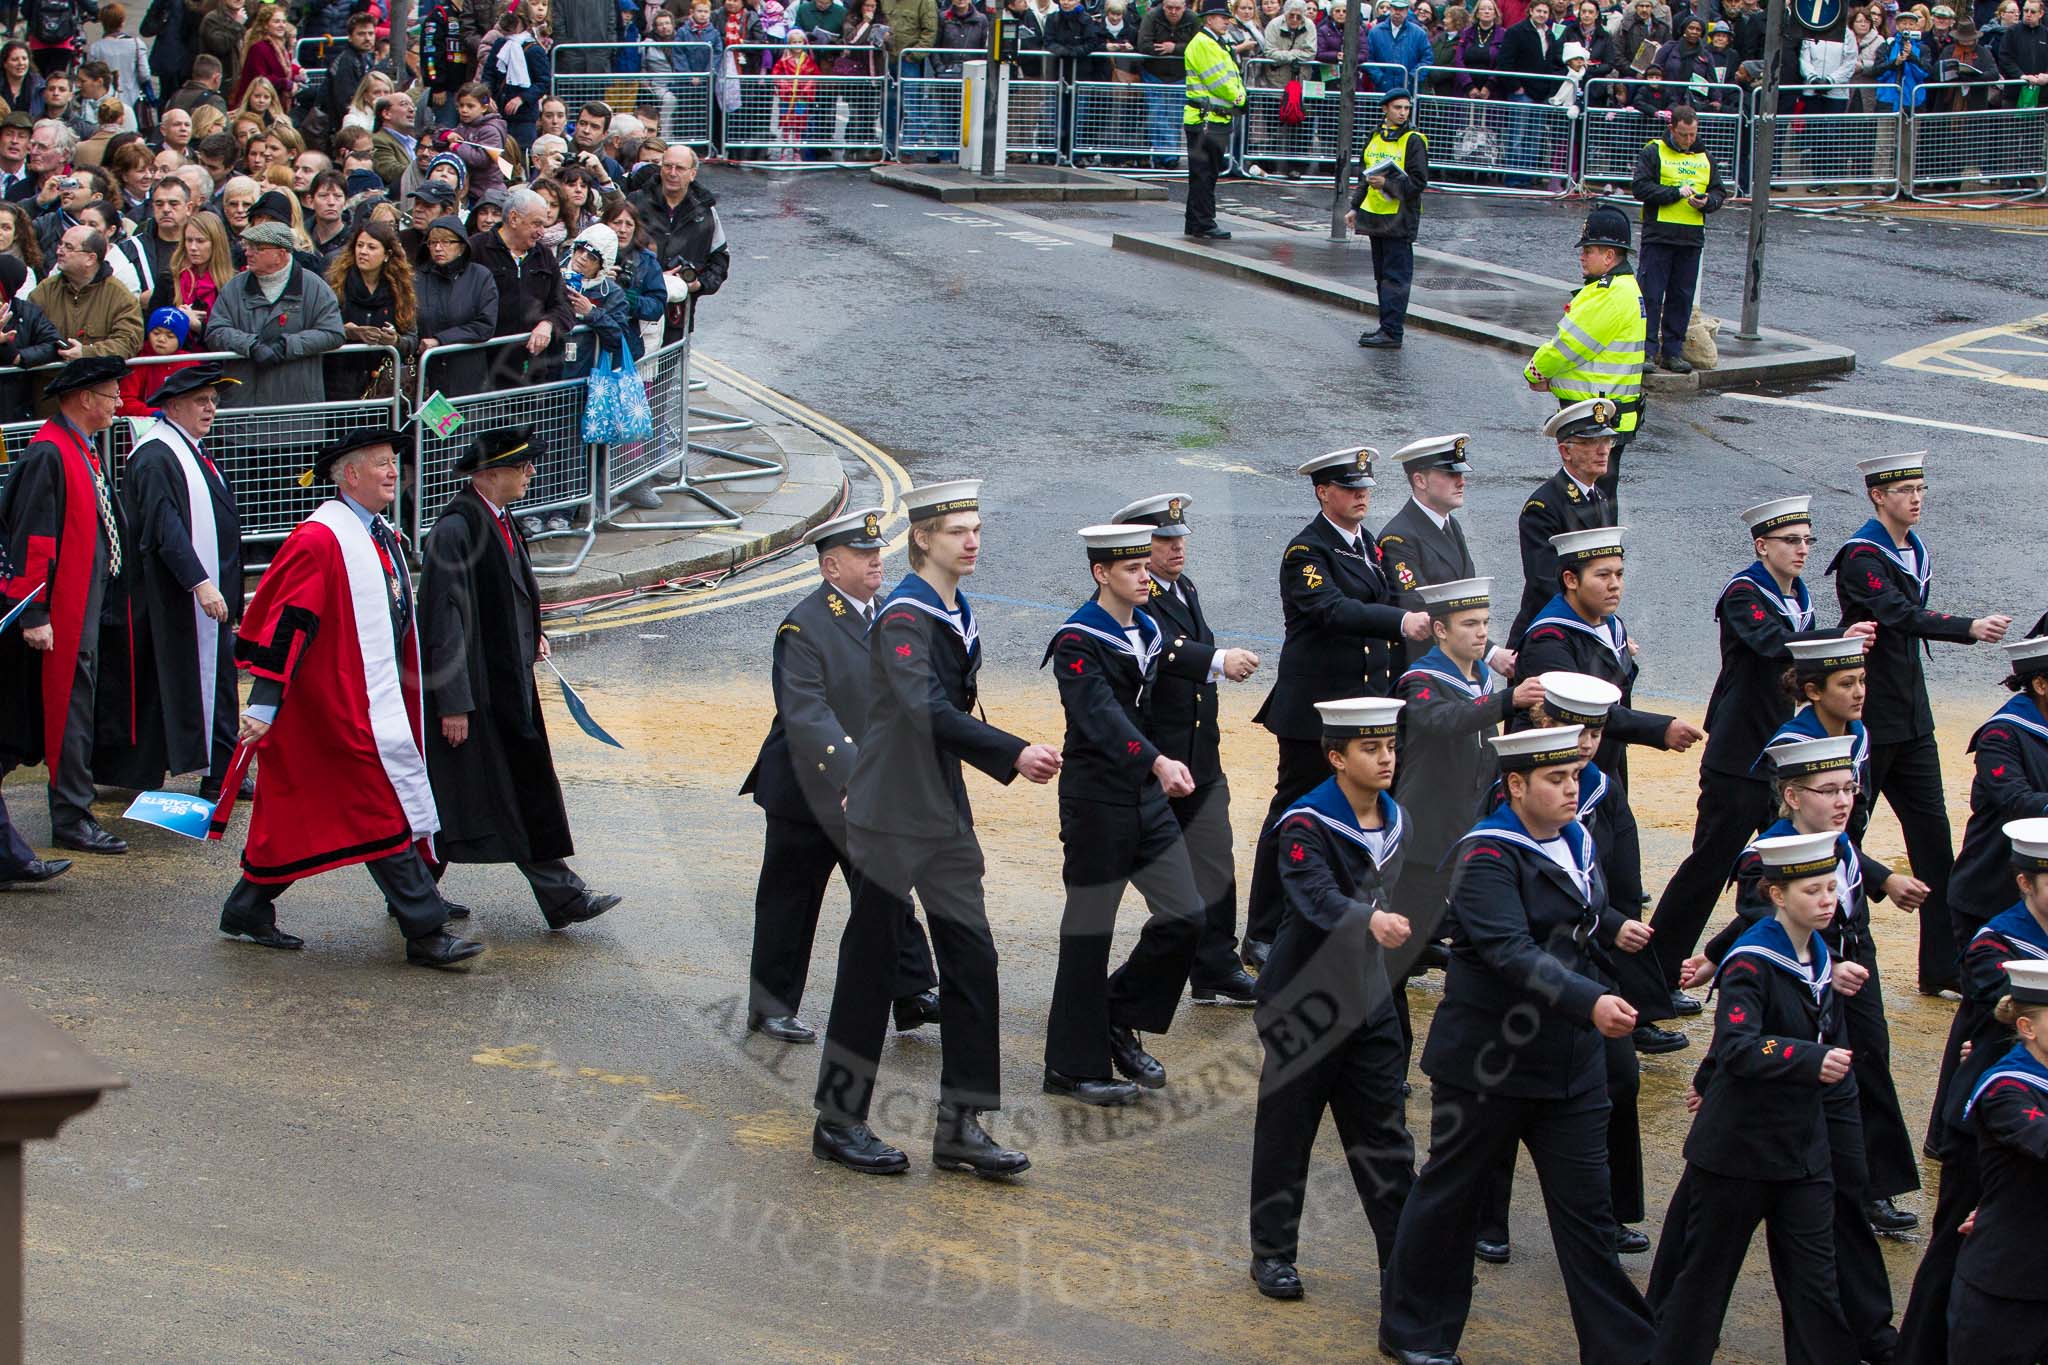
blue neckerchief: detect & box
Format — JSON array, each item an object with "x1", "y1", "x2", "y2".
[
  {"x1": 1755, "y1": 706, "x2": 1869, "y2": 779},
  {"x1": 1962, "y1": 1041, "x2": 2048, "y2": 1119},
  {"x1": 1724, "y1": 915, "x2": 1833, "y2": 1005},
  {"x1": 1579, "y1": 760, "x2": 1609, "y2": 816},
  {"x1": 1842, "y1": 517, "x2": 1931, "y2": 606},
  {"x1": 1720, "y1": 560, "x2": 1813, "y2": 631},
  {"x1": 1042, "y1": 597, "x2": 1160, "y2": 670},
  {"x1": 1277, "y1": 778, "x2": 1404, "y2": 869},
  {"x1": 1459, "y1": 802, "x2": 1597, "y2": 877},
  {"x1": 1401, "y1": 645, "x2": 1490, "y2": 700},
  {"x1": 1530, "y1": 591, "x2": 1627, "y2": 664},
  {"x1": 1976, "y1": 901, "x2": 2048, "y2": 960},
  {"x1": 1976, "y1": 693, "x2": 2048, "y2": 751},
  {"x1": 1742, "y1": 817, "x2": 1864, "y2": 915},
  {"x1": 884, "y1": 572, "x2": 978, "y2": 655}
]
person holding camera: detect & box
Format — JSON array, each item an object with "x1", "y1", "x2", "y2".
[{"x1": 1629, "y1": 103, "x2": 1725, "y2": 376}]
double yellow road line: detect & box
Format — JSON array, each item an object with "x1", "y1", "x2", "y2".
[{"x1": 550, "y1": 357, "x2": 915, "y2": 637}]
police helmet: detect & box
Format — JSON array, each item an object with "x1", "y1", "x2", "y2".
[{"x1": 1577, "y1": 203, "x2": 1633, "y2": 253}]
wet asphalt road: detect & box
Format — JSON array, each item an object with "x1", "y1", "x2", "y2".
[{"x1": 7, "y1": 168, "x2": 2046, "y2": 1363}]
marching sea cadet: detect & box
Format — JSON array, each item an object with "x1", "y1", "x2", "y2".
[
  {"x1": 1509, "y1": 400, "x2": 1620, "y2": 646},
  {"x1": 739, "y1": 506, "x2": 940, "y2": 1045},
  {"x1": 1379, "y1": 726, "x2": 1656, "y2": 1365},
  {"x1": 1041, "y1": 524, "x2": 1204, "y2": 1105},
  {"x1": 1827, "y1": 451, "x2": 2012, "y2": 993},
  {"x1": 1522, "y1": 205, "x2": 1646, "y2": 509},
  {"x1": 1244, "y1": 448, "x2": 1430, "y2": 968},
  {"x1": 1378, "y1": 434, "x2": 1507, "y2": 673},
  {"x1": 1759, "y1": 635, "x2": 1876, "y2": 825},
  {"x1": 216, "y1": 429, "x2": 482, "y2": 969},
  {"x1": 1247, "y1": 697, "x2": 1415, "y2": 1304},
  {"x1": 419, "y1": 427, "x2": 621, "y2": 932},
  {"x1": 812, "y1": 480, "x2": 1060, "y2": 1179},
  {"x1": 1346, "y1": 88, "x2": 1429, "y2": 351},
  {"x1": 1181, "y1": 0, "x2": 1245, "y2": 241},
  {"x1": 1115, "y1": 492, "x2": 1263, "y2": 1007}
]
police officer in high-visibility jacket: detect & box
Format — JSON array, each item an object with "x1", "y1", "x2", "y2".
[
  {"x1": 1345, "y1": 89, "x2": 1429, "y2": 351},
  {"x1": 1182, "y1": 0, "x2": 1245, "y2": 241},
  {"x1": 1523, "y1": 203, "x2": 1647, "y2": 511},
  {"x1": 1629, "y1": 104, "x2": 1726, "y2": 377}
]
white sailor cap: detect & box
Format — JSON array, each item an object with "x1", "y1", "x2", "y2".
[
  {"x1": 2005, "y1": 958, "x2": 2048, "y2": 1005},
  {"x1": 1753, "y1": 829, "x2": 1841, "y2": 881},
  {"x1": 1765, "y1": 734, "x2": 1857, "y2": 778},
  {"x1": 806, "y1": 505, "x2": 888, "y2": 552},
  {"x1": 1741, "y1": 496, "x2": 1813, "y2": 536},
  {"x1": 2002, "y1": 816, "x2": 2048, "y2": 872},
  {"x1": 1543, "y1": 398, "x2": 1621, "y2": 441},
  {"x1": 902, "y1": 479, "x2": 982, "y2": 519},
  {"x1": 1297, "y1": 447, "x2": 1378, "y2": 489},
  {"x1": 1787, "y1": 636, "x2": 1866, "y2": 678},
  {"x1": 1392, "y1": 433, "x2": 1473, "y2": 474},
  {"x1": 2002, "y1": 636, "x2": 2048, "y2": 682},
  {"x1": 1315, "y1": 696, "x2": 1405, "y2": 739},
  {"x1": 1489, "y1": 725, "x2": 1585, "y2": 772},
  {"x1": 1857, "y1": 452, "x2": 1927, "y2": 487},
  {"x1": 1538, "y1": 671, "x2": 1621, "y2": 726},
  {"x1": 1549, "y1": 525, "x2": 1627, "y2": 565},
  {"x1": 1112, "y1": 493, "x2": 1193, "y2": 537},
  {"x1": 1078, "y1": 523, "x2": 1155, "y2": 562},
  {"x1": 1417, "y1": 576, "x2": 1492, "y2": 616}
]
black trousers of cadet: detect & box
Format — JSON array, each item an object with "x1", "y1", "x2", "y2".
[
  {"x1": 815, "y1": 828, "x2": 1001, "y2": 1125},
  {"x1": 1648, "y1": 1168, "x2": 1856, "y2": 1365},
  {"x1": 748, "y1": 813, "x2": 937, "y2": 1020},
  {"x1": 1637, "y1": 239, "x2": 1702, "y2": 365},
  {"x1": 1601, "y1": 788, "x2": 1647, "y2": 916},
  {"x1": 1478, "y1": 1031, "x2": 1645, "y2": 1243},
  {"x1": 1895, "y1": 1146, "x2": 1980, "y2": 1365},
  {"x1": 1246, "y1": 738, "x2": 1329, "y2": 946},
  {"x1": 1838, "y1": 936, "x2": 1920, "y2": 1200},
  {"x1": 1045, "y1": 795, "x2": 1203, "y2": 1079},
  {"x1": 1388, "y1": 862, "x2": 1454, "y2": 1063},
  {"x1": 1249, "y1": 1001, "x2": 1413, "y2": 1268},
  {"x1": 1370, "y1": 234, "x2": 1415, "y2": 342},
  {"x1": 1648, "y1": 769, "x2": 1777, "y2": 991},
  {"x1": 1947, "y1": 1278, "x2": 2048, "y2": 1365},
  {"x1": 1175, "y1": 779, "x2": 1246, "y2": 990},
  {"x1": 223, "y1": 848, "x2": 450, "y2": 940},
  {"x1": 1381, "y1": 1083, "x2": 1655, "y2": 1362},
  {"x1": 1867, "y1": 734, "x2": 1959, "y2": 990},
  {"x1": 1184, "y1": 122, "x2": 1227, "y2": 234}
]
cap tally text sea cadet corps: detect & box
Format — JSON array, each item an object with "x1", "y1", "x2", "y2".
[
  {"x1": 1297, "y1": 448, "x2": 1378, "y2": 489},
  {"x1": 1539, "y1": 672, "x2": 1622, "y2": 726},
  {"x1": 807, "y1": 505, "x2": 889, "y2": 551},
  {"x1": 2003, "y1": 816, "x2": 2048, "y2": 872},
  {"x1": 1316, "y1": 697, "x2": 1405, "y2": 739},
  {"x1": 2002, "y1": 636, "x2": 2048, "y2": 684},
  {"x1": 1417, "y1": 577, "x2": 1491, "y2": 616},
  {"x1": 1752, "y1": 829, "x2": 1841, "y2": 881},
  {"x1": 1549, "y1": 525, "x2": 1627, "y2": 566},
  {"x1": 1787, "y1": 636, "x2": 1865, "y2": 680},
  {"x1": 1543, "y1": 398, "x2": 1620, "y2": 441},
  {"x1": 1113, "y1": 493, "x2": 1193, "y2": 537},
  {"x1": 902, "y1": 479, "x2": 982, "y2": 518},
  {"x1": 1741, "y1": 496, "x2": 1813, "y2": 536},
  {"x1": 1766, "y1": 734, "x2": 1858, "y2": 778},
  {"x1": 1078, "y1": 524, "x2": 1155, "y2": 562},
  {"x1": 1392, "y1": 434, "x2": 1473, "y2": 475},
  {"x1": 1489, "y1": 725, "x2": 1586, "y2": 770},
  {"x1": 1856, "y1": 452, "x2": 1926, "y2": 487}
]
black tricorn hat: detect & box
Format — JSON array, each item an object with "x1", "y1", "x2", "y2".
[
  {"x1": 151, "y1": 361, "x2": 241, "y2": 403},
  {"x1": 43, "y1": 355, "x2": 128, "y2": 398},
  {"x1": 455, "y1": 426, "x2": 544, "y2": 474},
  {"x1": 301, "y1": 426, "x2": 408, "y2": 487}
]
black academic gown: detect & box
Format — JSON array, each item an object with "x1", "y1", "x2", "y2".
[
  {"x1": 418, "y1": 485, "x2": 574, "y2": 865},
  {"x1": 1511, "y1": 467, "x2": 1615, "y2": 645}
]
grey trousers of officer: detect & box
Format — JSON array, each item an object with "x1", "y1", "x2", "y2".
[{"x1": 226, "y1": 848, "x2": 451, "y2": 939}]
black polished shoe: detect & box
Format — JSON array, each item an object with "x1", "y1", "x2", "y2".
[
  {"x1": 1866, "y1": 1197, "x2": 1919, "y2": 1235},
  {"x1": 1240, "y1": 938, "x2": 1271, "y2": 973},
  {"x1": 747, "y1": 1012, "x2": 818, "y2": 1044},
  {"x1": 1614, "y1": 1224, "x2": 1651, "y2": 1255},
  {"x1": 53, "y1": 820, "x2": 126, "y2": 855},
  {"x1": 1379, "y1": 1328, "x2": 1462, "y2": 1365},
  {"x1": 1474, "y1": 1238, "x2": 1510, "y2": 1265},
  {"x1": 0, "y1": 858, "x2": 71, "y2": 887},
  {"x1": 1191, "y1": 968, "x2": 1258, "y2": 1005},
  {"x1": 1632, "y1": 1023, "x2": 1690, "y2": 1054},
  {"x1": 543, "y1": 891, "x2": 620, "y2": 930},
  {"x1": 1667, "y1": 989, "x2": 1703, "y2": 1017},
  {"x1": 1043, "y1": 1067, "x2": 1140, "y2": 1106},
  {"x1": 1358, "y1": 329, "x2": 1403, "y2": 349},
  {"x1": 812, "y1": 1119, "x2": 909, "y2": 1174},
  {"x1": 1108, "y1": 1024, "x2": 1166, "y2": 1089},
  {"x1": 218, "y1": 915, "x2": 304, "y2": 950},
  {"x1": 406, "y1": 931, "x2": 485, "y2": 968},
  {"x1": 1250, "y1": 1256, "x2": 1303, "y2": 1300},
  {"x1": 892, "y1": 988, "x2": 942, "y2": 1032},
  {"x1": 932, "y1": 1103, "x2": 1030, "y2": 1178}
]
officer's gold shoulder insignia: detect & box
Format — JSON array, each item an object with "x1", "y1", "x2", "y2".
[
  {"x1": 1382, "y1": 534, "x2": 1405, "y2": 545},
  {"x1": 779, "y1": 623, "x2": 801, "y2": 635},
  {"x1": 1301, "y1": 562, "x2": 1325, "y2": 590},
  {"x1": 827, "y1": 594, "x2": 846, "y2": 616},
  {"x1": 1566, "y1": 483, "x2": 1582, "y2": 503},
  {"x1": 1148, "y1": 579, "x2": 1163, "y2": 597},
  {"x1": 1525, "y1": 499, "x2": 1545, "y2": 512}
]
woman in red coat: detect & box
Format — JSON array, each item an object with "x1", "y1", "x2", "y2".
[{"x1": 230, "y1": 2, "x2": 301, "y2": 107}]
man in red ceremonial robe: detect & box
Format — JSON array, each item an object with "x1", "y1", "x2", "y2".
[
  {"x1": 0, "y1": 355, "x2": 134, "y2": 857},
  {"x1": 212, "y1": 428, "x2": 484, "y2": 969}
]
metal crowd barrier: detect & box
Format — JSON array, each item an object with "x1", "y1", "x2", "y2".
[
  {"x1": 1071, "y1": 77, "x2": 1189, "y2": 166},
  {"x1": 1576, "y1": 77, "x2": 1746, "y2": 189},
  {"x1": 296, "y1": 36, "x2": 340, "y2": 106},
  {"x1": 894, "y1": 48, "x2": 982, "y2": 158},
  {"x1": 720, "y1": 45, "x2": 889, "y2": 161},
  {"x1": 599, "y1": 330, "x2": 745, "y2": 531},
  {"x1": 1412, "y1": 69, "x2": 1577, "y2": 194},
  {"x1": 1904, "y1": 79, "x2": 2048, "y2": 201},
  {"x1": 1239, "y1": 59, "x2": 1412, "y2": 173},
  {"x1": 550, "y1": 42, "x2": 718, "y2": 149},
  {"x1": 1757, "y1": 82, "x2": 1904, "y2": 201}
]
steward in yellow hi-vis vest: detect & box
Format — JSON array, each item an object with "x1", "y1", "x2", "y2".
[
  {"x1": 1182, "y1": 0, "x2": 1245, "y2": 240},
  {"x1": 1525, "y1": 202, "x2": 1646, "y2": 512},
  {"x1": 1347, "y1": 88, "x2": 1429, "y2": 351},
  {"x1": 1629, "y1": 104, "x2": 1727, "y2": 377}
]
